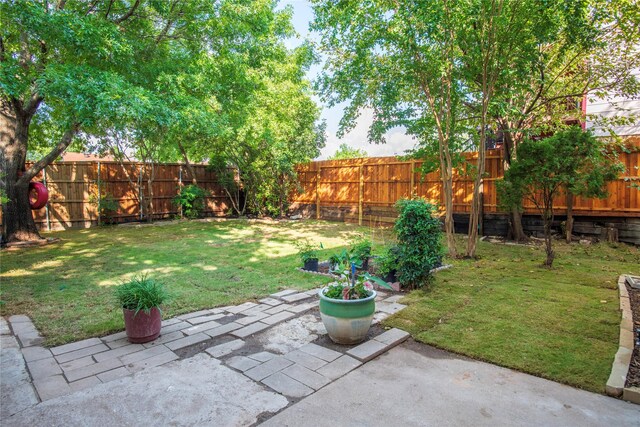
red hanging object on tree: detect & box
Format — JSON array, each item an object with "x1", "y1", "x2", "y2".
[{"x1": 28, "y1": 181, "x2": 49, "y2": 210}]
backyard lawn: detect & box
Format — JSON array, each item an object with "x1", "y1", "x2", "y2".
[
  {"x1": 385, "y1": 237, "x2": 640, "y2": 393},
  {"x1": 1, "y1": 219, "x2": 638, "y2": 393},
  {"x1": 0, "y1": 219, "x2": 383, "y2": 345}
]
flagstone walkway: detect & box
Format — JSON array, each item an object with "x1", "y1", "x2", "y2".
[{"x1": 1, "y1": 288, "x2": 408, "y2": 419}]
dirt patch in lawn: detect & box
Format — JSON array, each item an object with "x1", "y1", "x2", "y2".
[{"x1": 625, "y1": 278, "x2": 640, "y2": 388}]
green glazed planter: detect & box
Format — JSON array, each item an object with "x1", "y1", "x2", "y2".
[{"x1": 318, "y1": 288, "x2": 376, "y2": 345}]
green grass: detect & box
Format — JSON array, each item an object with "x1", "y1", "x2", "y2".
[
  {"x1": 1, "y1": 219, "x2": 390, "y2": 346},
  {"x1": 383, "y1": 237, "x2": 640, "y2": 393},
  {"x1": 2, "y1": 219, "x2": 638, "y2": 393}
]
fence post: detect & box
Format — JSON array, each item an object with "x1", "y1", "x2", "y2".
[
  {"x1": 410, "y1": 160, "x2": 415, "y2": 197},
  {"x1": 316, "y1": 167, "x2": 321, "y2": 220},
  {"x1": 358, "y1": 165, "x2": 364, "y2": 225}
]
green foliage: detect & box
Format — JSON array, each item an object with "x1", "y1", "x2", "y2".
[
  {"x1": 499, "y1": 127, "x2": 623, "y2": 266},
  {"x1": 174, "y1": 185, "x2": 207, "y2": 219},
  {"x1": 377, "y1": 245, "x2": 401, "y2": 276},
  {"x1": 328, "y1": 143, "x2": 367, "y2": 160},
  {"x1": 349, "y1": 237, "x2": 372, "y2": 266},
  {"x1": 328, "y1": 250, "x2": 348, "y2": 271},
  {"x1": 323, "y1": 279, "x2": 371, "y2": 300},
  {"x1": 89, "y1": 185, "x2": 118, "y2": 225},
  {"x1": 114, "y1": 275, "x2": 169, "y2": 315},
  {"x1": 296, "y1": 240, "x2": 321, "y2": 263},
  {"x1": 394, "y1": 199, "x2": 443, "y2": 289},
  {"x1": 1, "y1": 0, "x2": 324, "y2": 237},
  {"x1": 323, "y1": 267, "x2": 391, "y2": 300}
]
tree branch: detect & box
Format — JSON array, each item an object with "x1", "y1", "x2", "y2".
[
  {"x1": 19, "y1": 123, "x2": 80, "y2": 185},
  {"x1": 155, "y1": 1, "x2": 179, "y2": 44},
  {"x1": 104, "y1": 0, "x2": 114, "y2": 19},
  {"x1": 23, "y1": 93, "x2": 43, "y2": 117},
  {"x1": 85, "y1": 0, "x2": 99, "y2": 16},
  {"x1": 114, "y1": 0, "x2": 141, "y2": 24}
]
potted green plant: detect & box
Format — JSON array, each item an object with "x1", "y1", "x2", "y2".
[
  {"x1": 349, "y1": 238, "x2": 372, "y2": 271},
  {"x1": 377, "y1": 245, "x2": 401, "y2": 283},
  {"x1": 296, "y1": 241, "x2": 321, "y2": 272},
  {"x1": 328, "y1": 249, "x2": 349, "y2": 273},
  {"x1": 319, "y1": 264, "x2": 391, "y2": 344},
  {"x1": 114, "y1": 275, "x2": 169, "y2": 343}
]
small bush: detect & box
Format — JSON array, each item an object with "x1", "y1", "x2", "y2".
[
  {"x1": 377, "y1": 245, "x2": 401, "y2": 276},
  {"x1": 349, "y1": 236, "x2": 372, "y2": 266},
  {"x1": 296, "y1": 240, "x2": 321, "y2": 263},
  {"x1": 394, "y1": 198, "x2": 443, "y2": 289},
  {"x1": 174, "y1": 185, "x2": 207, "y2": 219},
  {"x1": 114, "y1": 275, "x2": 169, "y2": 315}
]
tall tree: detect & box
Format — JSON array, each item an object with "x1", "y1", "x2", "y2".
[
  {"x1": 312, "y1": 0, "x2": 465, "y2": 257},
  {"x1": 490, "y1": 0, "x2": 640, "y2": 240},
  {"x1": 0, "y1": 0, "x2": 306, "y2": 242}
]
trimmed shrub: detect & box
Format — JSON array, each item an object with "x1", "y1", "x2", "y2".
[{"x1": 394, "y1": 198, "x2": 443, "y2": 289}]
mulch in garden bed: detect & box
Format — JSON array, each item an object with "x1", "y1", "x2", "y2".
[{"x1": 625, "y1": 277, "x2": 640, "y2": 388}]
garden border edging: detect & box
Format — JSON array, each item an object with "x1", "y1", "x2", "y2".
[{"x1": 605, "y1": 275, "x2": 638, "y2": 403}]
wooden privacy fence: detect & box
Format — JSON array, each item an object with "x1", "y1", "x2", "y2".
[
  {"x1": 291, "y1": 145, "x2": 640, "y2": 225},
  {"x1": 2, "y1": 142, "x2": 638, "y2": 232},
  {"x1": 3, "y1": 161, "x2": 231, "y2": 230}
]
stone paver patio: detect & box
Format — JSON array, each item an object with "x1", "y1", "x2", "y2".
[{"x1": 1, "y1": 288, "x2": 409, "y2": 420}]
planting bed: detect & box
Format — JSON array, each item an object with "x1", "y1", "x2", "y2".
[{"x1": 626, "y1": 278, "x2": 640, "y2": 388}]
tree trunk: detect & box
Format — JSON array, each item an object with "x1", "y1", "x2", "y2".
[
  {"x1": 146, "y1": 176, "x2": 154, "y2": 222},
  {"x1": 441, "y1": 167, "x2": 457, "y2": 258},
  {"x1": 467, "y1": 137, "x2": 486, "y2": 258},
  {"x1": 510, "y1": 206, "x2": 526, "y2": 241},
  {"x1": 543, "y1": 202, "x2": 554, "y2": 267},
  {"x1": 565, "y1": 191, "x2": 574, "y2": 243},
  {"x1": 500, "y1": 125, "x2": 527, "y2": 242},
  {"x1": 177, "y1": 141, "x2": 197, "y2": 185},
  {"x1": 0, "y1": 105, "x2": 42, "y2": 243}
]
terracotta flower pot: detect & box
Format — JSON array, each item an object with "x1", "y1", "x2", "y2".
[{"x1": 123, "y1": 307, "x2": 162, "y2": 343}]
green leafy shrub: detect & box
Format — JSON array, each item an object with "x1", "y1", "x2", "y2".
[
  {"x1": 349, "y1": 237, "x2": 372, "y2": 266},
  {"x1": 377, "y1": 245, "x2": 401, "y2": 276},
  {"x1": 174, "y1": 185, "x2": 207, "y2": 219},
  {"x1": 394, "y1": 198, "x2": 443, "y2": 289},
  {"x1": 296, "y1": 240, "x2": 321, "y2": 263},
  {"x1": 114, "y1": 275, "x2": 169, "y2": 315}
]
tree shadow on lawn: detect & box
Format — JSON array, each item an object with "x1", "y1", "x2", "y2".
[{"x1": 0, "y1": 219, "x2": 386, "y2": 345}]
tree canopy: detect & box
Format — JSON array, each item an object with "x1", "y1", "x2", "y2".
[
  {"x1": 328, "y1": 143, "x2": 367, "y2": 160},
  {"x1": 1, "y1": 0, "x2": 323, "y2": 240},
  {"x1": 311, "y1": 0, "x2": 639, "y2": 253}
]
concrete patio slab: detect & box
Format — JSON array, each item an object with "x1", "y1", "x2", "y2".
[
  {"x1": 4, "y1": 354, "x2": 288, "y2": 427},
  {"x1": 263, "y1": 342, "x2": 640, "y2": 427}
]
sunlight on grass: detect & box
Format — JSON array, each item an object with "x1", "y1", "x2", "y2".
[
  {"x1": 383, "y1": 236, "x2": 639, "y2": 394},
  {"x1": 1, "y1": 220, "x2": 380, "y2": 346},
  {"x1": 192, "y1": 263, "x2": 218, "y2": 271},
  {"x1": 2, "y1": 270, "x2": 35, "y2": 277}
]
